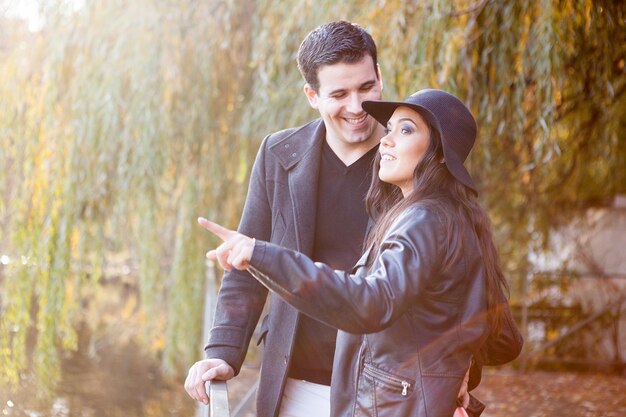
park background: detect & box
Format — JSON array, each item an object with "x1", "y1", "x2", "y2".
[{"x1": 1, "y1": 0, "x2": 625, "y2": 416}]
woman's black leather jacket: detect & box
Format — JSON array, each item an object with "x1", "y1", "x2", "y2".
[{"x1": 248, "y1": 206, "x2": 522, "y2": 417}]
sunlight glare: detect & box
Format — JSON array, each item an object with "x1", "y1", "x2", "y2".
[{"x1": 3, "y1": 0, "x2": 85, "y2": 32}]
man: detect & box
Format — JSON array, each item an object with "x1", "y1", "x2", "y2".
[
  {"x1": 185, "y1": 20, "x2": 522, "y2": 417},
  {"x1": 185, "y1": 21, "x2": 385, "y2": 417}
]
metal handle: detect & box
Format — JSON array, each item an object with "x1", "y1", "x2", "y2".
[{"x1": 207, "y1": 380, "x2": 230, "y2": 417}]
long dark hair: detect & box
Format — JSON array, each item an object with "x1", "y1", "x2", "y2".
[{"x1": 364, "y1": 114, "x2": 509, "y2": 335}]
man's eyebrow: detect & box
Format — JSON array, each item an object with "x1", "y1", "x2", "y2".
[
  {"x1": 326, "y1": 79, "x2": 377, "y2": 96},
  {"x1": 327, "y1": 87, "x2": 346, "y2": 96}
]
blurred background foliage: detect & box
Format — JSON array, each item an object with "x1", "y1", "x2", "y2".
[{"x1": 0, "y1": 0, "x2": 625, "y2": 400}]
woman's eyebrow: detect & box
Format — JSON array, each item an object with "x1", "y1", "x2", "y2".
[
  {"x1": 387, "y1": 117, "x2": 418, "y2": 129},
  {"x1": 394, "y1": 117, "x2": 417, "y2": 126}
]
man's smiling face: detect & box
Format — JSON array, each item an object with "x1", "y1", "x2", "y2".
[{"x1": 305, "y1": 55, "x2": 383, "y2": 150}]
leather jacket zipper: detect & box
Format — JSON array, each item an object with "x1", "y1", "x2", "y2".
[
  {"x1": 401, "y1": 380, "x2": 410, "y2": 396},
  {"x1": 363, "y1": 363, "x2": 413, "y2": 396}
]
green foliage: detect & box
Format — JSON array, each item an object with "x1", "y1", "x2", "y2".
[{"x1": 0, "y1": 0, "x2": 624, "y2": 393}]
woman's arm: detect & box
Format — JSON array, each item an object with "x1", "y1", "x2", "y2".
[{"x1": 201, "y1": 208, "x2": 443, "y2": 334}]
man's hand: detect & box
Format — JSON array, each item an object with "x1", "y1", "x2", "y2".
[
  {"x1": 457, "y1": 366, "x2": 470, "y2": 408},
  {"x1": 198, "y1": 217, "x2": 255, "y2": 271},
  {"x1": 184, "y1": 358, "x2": 235, "y2": 405}
]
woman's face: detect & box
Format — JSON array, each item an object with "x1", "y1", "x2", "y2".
[{"x1": 378, "y1": 106, "x2": 431, "y2": 197}]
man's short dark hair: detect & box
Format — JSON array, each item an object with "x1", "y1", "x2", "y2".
[{"x1": 297, "y1": 21, "x2": 378, "y2": 93}]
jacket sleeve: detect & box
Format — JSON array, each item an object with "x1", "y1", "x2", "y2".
[
  {"x1": 203, "y1": 136, "x2": 272, "y2": 375},
  {"x1": 247, "y1": 208, "x2": 442, "y2": 334}
]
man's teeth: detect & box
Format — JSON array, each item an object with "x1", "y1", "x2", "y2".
[{"x1": 345, "y1": 115, "x2": 367, "y2": 124}]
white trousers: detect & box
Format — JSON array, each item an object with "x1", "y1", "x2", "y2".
[{"x1": 278, "y1": 378, "x2": 331, "y2": 417}]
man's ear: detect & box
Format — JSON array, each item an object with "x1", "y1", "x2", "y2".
[
  {"x1": 376, "y1": 64, "x2": 384, "y2": 93},
  {"x1": 303, "y1": 83, "x2": 319, "y2": 109}
]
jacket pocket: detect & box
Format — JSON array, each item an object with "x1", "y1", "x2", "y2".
[
  {"x1": 270, "y1": 210, "x2": 287, "y2": 245},
  {"x1": 362, "y1": 363, "x2": 415, "y2": 397},
  {"x1": 256, "y1": 314, "x2": 270, "y2": 346},
  {"x1": 355, "y1": 362, "x2": 419, "y2": 417}
]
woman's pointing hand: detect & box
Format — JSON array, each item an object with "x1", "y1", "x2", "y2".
[{"x1": 198, "y1": 217, "x2": 255, "y2": 271}]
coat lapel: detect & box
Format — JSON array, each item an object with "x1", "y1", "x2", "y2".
[{"x1": 269, "y1": 119, "x2": 325, "y2": 257}]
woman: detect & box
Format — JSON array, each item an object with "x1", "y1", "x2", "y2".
[{"x1": 201, "y1": 89, "x2": 521, "y2": 417}]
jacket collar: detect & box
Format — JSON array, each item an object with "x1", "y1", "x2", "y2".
[
  {"x1": 268, "y1": 119, "x2": 326, "y2": 171},
  {"x1": 269, "y1": 119, "x2": 325, "y2": 256}
]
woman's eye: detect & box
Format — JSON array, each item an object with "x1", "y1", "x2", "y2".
[
  {"x1": 401, "y1": 127, "x2": 412, "y2": 134},
  {"x1": 383, "y1": 128, "x2": 391, "y2": 135}
]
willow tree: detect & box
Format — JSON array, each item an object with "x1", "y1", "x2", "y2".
[
  {"x1": 0, "y1": 0, "x2": 257, "y2": 390},
  {"x1": 1, "y1": 0, "x2": 624, "y2": 395}
]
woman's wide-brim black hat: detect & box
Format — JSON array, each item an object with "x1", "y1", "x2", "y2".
[{"x1": 362, "y1": 89, "x2": 478, "y2": 193}]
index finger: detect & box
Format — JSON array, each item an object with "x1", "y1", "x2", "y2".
[{"x1": 198, "y1": 217, "x2": 235, "y2": 241}]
